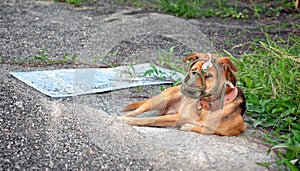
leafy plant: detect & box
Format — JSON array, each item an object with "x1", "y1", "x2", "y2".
[{"x1": 227, "y1": 33, "x2": 300, "y2": 170}]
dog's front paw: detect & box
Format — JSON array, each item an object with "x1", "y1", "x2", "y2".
[
  {"x1": 116, "y1": 116, "x2": 135, "y2": 125},
  {"x1": 180, "y1": 122, "x2": 202, "y2": 132},
  {"x1": 122, "y1": 111, "x2": 139, "y2": 117},
  {"x1": 180, "y1": 123, "x2": 195, "y2": 131},
  {"x1": 116, "y1": 115, "x2": 130, "y2": 122}
]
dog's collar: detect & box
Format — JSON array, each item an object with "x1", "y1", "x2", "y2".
[{"x1": 199, "y1": 87, "x2": 238, "y2": 111}]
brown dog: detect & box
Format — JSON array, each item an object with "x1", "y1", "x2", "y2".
[{"x1": 119, "y1": 52, "x2": 247, "y2": 136}]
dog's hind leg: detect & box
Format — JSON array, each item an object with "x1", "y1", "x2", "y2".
[
  {"x1": 121, "y1": 100, "x2": 148, "y2": 112},
  {"x1": 122, "y1": 86, "x2": 181, "y2": 117},
  {"x1": 118, "y1": 114, "x2": 181, "y2": 127}
]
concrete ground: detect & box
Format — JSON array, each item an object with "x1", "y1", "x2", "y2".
[{"x1": 1, "y1": 0, "x2": 281, "y2": 170}]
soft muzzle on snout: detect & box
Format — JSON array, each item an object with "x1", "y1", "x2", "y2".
[
  {"x1": 180, "y1": 70, "x2": 206, "y2": 99},
  {"x1": 180, "y1": 57, "x2": 222, "y2": 99}
]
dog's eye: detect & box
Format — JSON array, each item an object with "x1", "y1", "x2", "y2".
[
  {"x1": 191, "y1": 71, "x2": 199, "y2": 76},
  {"x1": 205, "y1": 74, "x2": 213, "y2": 79}
]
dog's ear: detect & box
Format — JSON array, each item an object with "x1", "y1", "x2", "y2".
[
  {"x1": 217, "y1": 57, "x2": 238, "y2": 86},
  {"x1": 216, "y1": 57, "x2": 238, "y2": 72},
  {"x1": 182, "y1": 52, "x2": 202, "y2": 62},
  {"x1": 182, "y1": 52, "x2": 219, "y2": 62}
]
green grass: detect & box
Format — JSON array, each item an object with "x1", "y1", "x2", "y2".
[
  {"x1": 119, "y1": 0, "x2": 299, "y2": 19},
  {"x1": 119, "y1": 0, "x2": 248, "y2": 19},
  {"x1": 226, "y1": 33, "x2": 300, "y2": 170},
  {"x1": 157, "y1": 0, "x2": 248, "y2": 19}
]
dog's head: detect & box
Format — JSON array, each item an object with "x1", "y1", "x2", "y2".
[{"x1": 180, "y1": 52, "x2": 237, "y2": 100}]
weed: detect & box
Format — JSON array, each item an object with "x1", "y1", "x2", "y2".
[
  {"x1": 157, "y1": 46, "x2": 174, "y2": 66},
  {"x1": 125, "y1": 63, "x2": 136, "y2": 78},
  {"x1": 133, "y1": 85, "x2": 144, "y2": 93},
  {"x1": 116, "y1": 0, "x2": 148, "y2": 8},
  {"x1": 158, "y1": 0, "x2": 247, "y2": 18},
  {"x1": 157, "y1": 47, "x2": 188, "y2": 75},
  {"x1": 91, "y1": 50, "x2": 120, "y2": 67},
  {"x1": 159, "y1": 85, "x2": 167, "y2": 91},
  {"x1": 104, "y1": 61, "x2": 118, "y2": 68},
  {"x1": 156, "y1": 47, "x2": 189, "y2": 85},
  {"x1": 0, "y1": 49, "x2": 78, "y2": 66},
  {"x1": 91, "y1": 55, "x2": 103, "y2": 64},
  {"x1": 122, "y1": 47, "x2": 186, "y2": 86},
  {"x1": 156, "y1": 0, "x2": 206, "y2": 18},
  {"x1": 34, "y1": 49, "x2": 51, "y2": 63},
  {"x1": 143, "y1": 63, "x2": 168, "y2": 80},
  {"x1": 54, "y1": 0, "x2": 89, "y2": 6},
  {"x1": 120, "y1": 0, "x2": 299, "y2": 20},
  {"x1": 250, "y1": 1, "x2": 267, "y2": 18},
  {"x1": 119, "y1": 0, "x2": 249, "y2": 19},
  {"x1": 250, "y1": 0, "x2": 297, "y2": 18},
  {"x1": 215, "y1": 0, "x2": 249, "y2": 19}
]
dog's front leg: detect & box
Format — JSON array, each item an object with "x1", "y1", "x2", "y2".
[
  {"x1": 180, "y1": 122, "x2": 225, "y2": 135},
  {"x1": 118, "y1": 114, "x2": 181, "y2": 127},
  {"x1": 180, "y1": 123, "x2": 207, "y2": 133}
]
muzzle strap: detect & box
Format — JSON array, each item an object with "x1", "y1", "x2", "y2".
[{"x1": 181, "y1": 72, "x2": 206, "y2": 99}]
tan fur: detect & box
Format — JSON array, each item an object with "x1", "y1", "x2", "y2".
[{"x1": 119, "y1": 53, "x2": 247, "y2": 136}]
